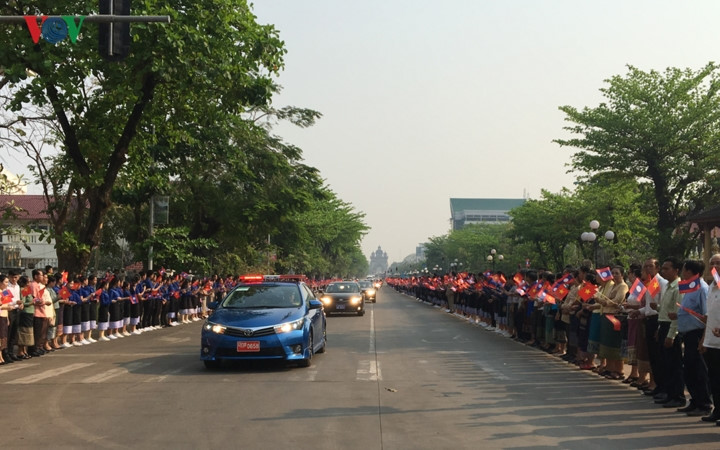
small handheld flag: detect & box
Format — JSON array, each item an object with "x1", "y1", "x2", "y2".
[
  {"x1": 596, "y1": 267, "x2": 613, "y2": 282},
  {"x1": 628, "y1": 278, "x2": 647, "y2": 301},
  {"x1": 579, "y1": 281, "x2": 598, "y2": 302},
  {"x1": 678, "y1": 274, "x2": 701, "y2": 294}
]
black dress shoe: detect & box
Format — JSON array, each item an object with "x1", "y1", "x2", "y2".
[
  {"x1": 29, "y1": 352, "x2": 42, "y2": 357},
  {"x1": 701, "y1": 410, "x2": 720, "y2": 422},
  {"x1": 676, "y1": 403, "x2": 695, "y2": 413},
  {"x1": 3, "y1": 357, "x2": 14, "y2": 364},
  {"x1": 688, "y1": 408, "x2": 712, "y2": 417},
  {"x1": 663, "y1": 399, "x2": 686, "y2": 408},
  {"x1": 9, "y1": 354, "x2": 21, "y2": 362},
  {"x1": 654, "y1": 396, "x2": 670, "y2": 404}
]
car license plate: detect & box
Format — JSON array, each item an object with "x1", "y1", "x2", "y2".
[
  {"x1": 336, "y1": 304, "x2": 345, "y2": 310},
  {"x1": 237, "y1": 341, "x2": 260, "y2": 352}
]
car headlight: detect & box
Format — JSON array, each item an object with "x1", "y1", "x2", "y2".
[
  {"x1": 274, "y1": 318, "x2": 305, "y2": 334},
  {"x1": 366, "y1": 289, "x2": 376, "y2": 296},
  {"x1": 320, "y1": 296, "x2": 332, "y2": 305},
  {"x1": 204, "y1": 322, "x2": 226, "y2": 335},
  {"x1": 350, "y1": 296, "x2": 362, "y2": 305}
]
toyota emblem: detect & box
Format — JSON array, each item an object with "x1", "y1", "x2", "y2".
[{"x1": 243, "y1": 329, "x2": 254, "y2": 337}]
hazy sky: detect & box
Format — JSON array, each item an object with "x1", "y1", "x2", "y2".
[
  {"x1": 4, "y1": 1, "x2": 719, "y2": 266},
  {"x1": 251, "y1": 0, "x2": 720, "y2": 264}
]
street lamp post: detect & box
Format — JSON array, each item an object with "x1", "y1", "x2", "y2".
[
  {"x1": 581, "y1": 220, "x2": 614, "y2": 267},
  {"x1": 486, "y1": 249, "x2": 503, "y2": 271}
]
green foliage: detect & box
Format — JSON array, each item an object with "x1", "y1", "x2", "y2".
[{"x1": 555, "y1": 63, "x2": 720, "y2": 257}]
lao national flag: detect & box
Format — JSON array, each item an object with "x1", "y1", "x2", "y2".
[
  {"x1": 647, "y1": 275, "x2": 661, "y2": 297},
  {"x1": 596, "y1": 267, "x2": 612, "y2": 282},
  {"x1": 679, "y1": 274, "x2": 701, "y2": 294},
  {"x1": 130, "y1": 295, "x2": 138, "y2": 305},
  {"x1": 579, "y1": 281, "x2": 598, "y2": 302},
  {"x1": 628, "y1": 278, "x2": 647, "y2": 301},
  {"x1": 712, "y1": 267, "x2": 720, "y2": 288},
  {"x1": 560, "y1": 274, "x2": 574, "y2": 285}
]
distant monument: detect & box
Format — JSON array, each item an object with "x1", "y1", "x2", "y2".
[{"x1": 369, "y1": 246, "x2": 388, "y2": 275}]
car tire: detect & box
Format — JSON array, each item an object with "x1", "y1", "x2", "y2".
[
  {"x1": 204, "y1": 359, "x2": 221, "y2": 370},
  {"x1": 317, "y1": 326, "x2": 326, "y2": 354},
  {"x1": 372, "y1": 299, "x2": 376, "y2": 303},
  {"x1": 298, "y1": 332, "x2": 313, "y2": 367},
  {"x1": 357, "y1": 310, "x2": 365, "y2": 316}
]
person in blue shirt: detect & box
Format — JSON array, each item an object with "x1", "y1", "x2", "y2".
[
  {"x1": 97, "y1": 280, "x2": 112, "y2": 341},
  {"x1": 672, "y1": 259, "x2": 711, "y2": 416},
  {"x1": 108, "y1": 278, "x2": 125, "y2": 339}
]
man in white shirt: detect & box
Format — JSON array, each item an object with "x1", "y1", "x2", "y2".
[
  {"x1": 6, "y1": 269, "x2": 22, "y2": 361},
  {"x1": 701, "y1": 253, "x2": 720, "y2": 424}
]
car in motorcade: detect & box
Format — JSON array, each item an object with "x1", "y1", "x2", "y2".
[
  {"x1": 319, "y1": 281, "x2": 365, "y2": 316},
  {"x1": 200, "y1": 275, "x2": 326, "y2": 369},
  {"x1": 357, "y1": 280, "x2": 377, "y2": 303}
]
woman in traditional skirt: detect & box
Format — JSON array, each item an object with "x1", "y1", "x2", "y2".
[
  {"x1": 87, "y1": 275, "x2": 99, "y2": 342},
  {"x1": 16, "y1": 276, "x2": 34, "y2": 359},
  {"x1": 179, "y1": 279, "x2": 191, "y2": 324},
  {"x1": 108, "y1": 278, "x2": 124, "y2": 339},
  {"x1": 43, "y1": 275, "x2": 58, "y2": 352},
  {"x1": 596, "y1": 266, "x2": 629, "y2": 380},
  {"x1": 97, "y1": 280, "x2": 111, "y2": 341},
  {"x1": 622, "y1": 265, "x2": 643, "y2": 384},
  {"x1": 129, "y1": 280, "x2": 142, "y2": 335},
  {"x1": 120, "y1": 280, "x2": 132, "y2": 336},
  {"x1": 190, "y1": 281, "x2": 201, "y2": 321},
  {"x1": 60, "y1": 279, "x2": 75, "y2": 347},
  {"x1": 50, "y1": 274, "x2": 64, "y2": 349},
  {"x1": 69, "y1": 279, "x2": 84, "y2": 346},
  {"x1": 0, "y1": 274, "x2": 12, "y2": 364}
]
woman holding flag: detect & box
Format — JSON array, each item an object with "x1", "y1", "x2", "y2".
[
  {"x1": 594, "y1": 266, "x2": 629, "y2": 380},
  {"x1": 0, "y1": 274, "x2": 12, "y2": 364}
]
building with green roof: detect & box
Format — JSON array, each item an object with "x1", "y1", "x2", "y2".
[{"x1": 450, "y1": 198, "x2": 526, "y2": 230}]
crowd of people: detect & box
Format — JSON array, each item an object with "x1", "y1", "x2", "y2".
[
  {"x1": 387, "y1": 254, "x2": 720, "y2": 426},
  {"x1": 0, "y1": 267, "x2": 244, "y2": 365}
]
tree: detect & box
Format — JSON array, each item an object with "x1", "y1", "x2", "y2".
[
  {"x1": 555, "y1": 63, "x2": 720, "y2": 257},
  {"x1": 0, "y1": 0, "x2": 286, "y2": 272}
]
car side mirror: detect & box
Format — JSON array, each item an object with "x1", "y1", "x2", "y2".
[{"x1": 309, "y1": 299, "x2": 323, "y2": 310}]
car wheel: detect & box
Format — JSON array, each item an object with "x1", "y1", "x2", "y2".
[
  {"x1": 372, "y1": 299, "x2": 376, "y2": 303},
  {"x1": 317, "y1": 326, "x2": 327, "y2": 354},
  {"x1": 357, "y1": 310, "x2": 365, "y2": 316},
  {"x1": 298, "y1": 331, "x2": 313, "y2": 367},
  {"x1": 204, "y1": 359, "x2": 221, "y2": 370}
]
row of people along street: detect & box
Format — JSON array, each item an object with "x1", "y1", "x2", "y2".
[{"x1": 387, "y1": 254, "x2": 720, "y2": 427}]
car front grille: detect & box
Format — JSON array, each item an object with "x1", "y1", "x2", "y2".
[{"x1": 223, "y1": 326, "x2": 276, "y2": 338}]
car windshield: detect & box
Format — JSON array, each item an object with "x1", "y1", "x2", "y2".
[
  {"x1": 358, "y1": 281, "x2": 372, "y2": 288},
  {"x1": 326, "y1": 283, "x2": 360, "y2": 293},
  {"x1": 222, "y1": 284, "x2": 302, "y2": 308}
]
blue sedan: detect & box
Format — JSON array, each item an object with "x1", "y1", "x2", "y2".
[{"x1": 200, "y1": 277, "x2": 326, "y2": 369}]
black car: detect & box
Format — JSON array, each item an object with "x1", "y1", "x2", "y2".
[
  {"x1": 357, "y1": 280, "x2": 377, "y2": 303},
  {"x1": 320, "y1": 281, "x2": 364, "y2": 316}
]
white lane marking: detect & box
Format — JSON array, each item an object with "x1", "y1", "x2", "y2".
[
  {"x1": 369, "y1": 308, "x2": 375, "y2": 354},
  {"x1": 474, "y1": 361, "x2": 510, "y2": 380},
  {"x1": 6, "y1": 362, "x2": 95, "y2": 384},
  {"x1": 159, "y1": 337, "x2": 191, "y2": 343},
  {"x1": 144, "y1": 367, "x2": 184, "y2": 383},
  {"x1": 81, "y1": 362, "x2": 152, "y2": 383},
  {"x1": 0, "y1": 363, "x2": 40, "y2": 374},
  {"x1": 357, "y1": 360, "x2": 382, "y2": 381}
]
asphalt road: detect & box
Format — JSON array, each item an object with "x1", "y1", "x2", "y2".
[{"x1": 3, "y1": 287, "x2": 718, "y2": 449}]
